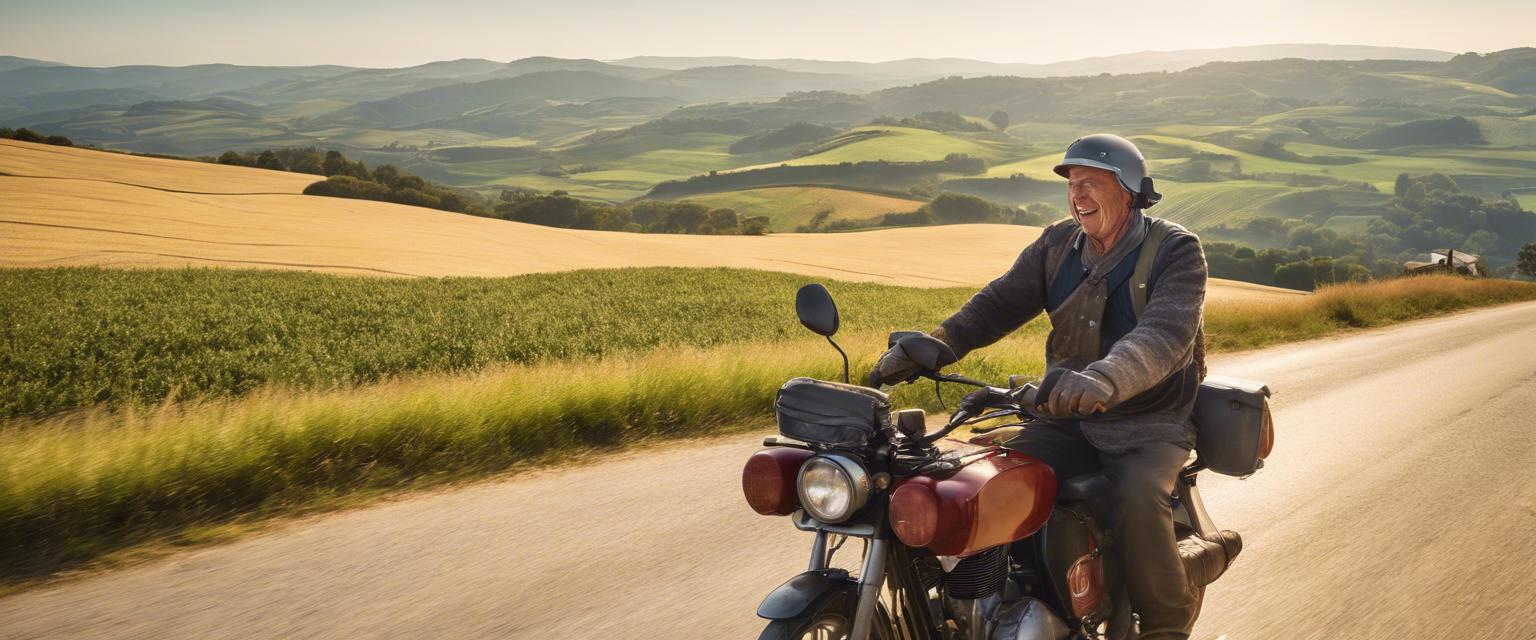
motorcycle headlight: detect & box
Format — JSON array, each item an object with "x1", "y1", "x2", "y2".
[{"x1": 797, "y1": 454, "x2": 871, "y2": 523}]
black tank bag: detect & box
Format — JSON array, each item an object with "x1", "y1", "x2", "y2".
[{"x1": 775, "y1": 377, "x2": 893, "y2": 448}]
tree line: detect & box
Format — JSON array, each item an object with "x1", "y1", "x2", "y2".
[
  {"x1": 493, "y1": 189, "x2": 769, "y2": 235},
  {"x1": 0, "y1": 128, "x2": 73, "y2": 147}
]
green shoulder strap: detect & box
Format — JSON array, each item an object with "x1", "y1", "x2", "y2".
[{"x1": 1131, "y1": 218, "x2": 1173, "y2": 321}]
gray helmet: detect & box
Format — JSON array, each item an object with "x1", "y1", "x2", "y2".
[{"x1": 1053, "y1": 133, "x2": 1162, "y2": 209}]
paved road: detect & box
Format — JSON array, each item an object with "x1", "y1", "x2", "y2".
[{"x1": 4, "y1": 302, "x2": 1536, "y2": 639}]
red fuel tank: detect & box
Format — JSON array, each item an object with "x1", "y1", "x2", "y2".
[{"x1": 889, "y1": 448, "x2": 1056, "y2": 556}]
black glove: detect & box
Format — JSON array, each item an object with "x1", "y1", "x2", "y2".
[
  {"x1": 1038, "y1": 369, "x2": 1116, "y2": 418},
  {"x1": 868, "y1": 344, "x2": 919, "y2": 387}
]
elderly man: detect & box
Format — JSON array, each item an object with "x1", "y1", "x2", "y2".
[{"x1": 874, "y1": 134, "x2": 1208, "y2": 638}]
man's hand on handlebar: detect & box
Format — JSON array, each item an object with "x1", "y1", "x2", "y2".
[
  {"x1": 868, "y1": 344, "x2": 920, "y2": 387},
  {"x1": 1037, "y1": 368, "x2": 1116, "y2": 418}
]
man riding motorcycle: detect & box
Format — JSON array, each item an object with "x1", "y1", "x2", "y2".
[{"x1": 872, "y1": 134, "x2": 1213, "y2": 639}]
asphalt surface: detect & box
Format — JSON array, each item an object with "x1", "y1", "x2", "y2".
[{"x1": 4, "y1": 301, "x2": 1536, "y2": 640}]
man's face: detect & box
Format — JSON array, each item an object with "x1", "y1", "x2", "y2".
[{"x1": 1067, "y1": 166, "x2": 1134, "y2": 246}]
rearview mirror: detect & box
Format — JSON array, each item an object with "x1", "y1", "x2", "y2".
[{"x1": 795, "y1": 284, "x2": 839, "y2": 337}]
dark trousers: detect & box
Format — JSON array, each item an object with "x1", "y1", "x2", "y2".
[{"x1": 1006, "y1": 420, "x2": 1195, "y2": 640}]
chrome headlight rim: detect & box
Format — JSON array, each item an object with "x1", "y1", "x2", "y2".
[{"x1": 797, "y1": 453, "x2": 872, "y2": 523}]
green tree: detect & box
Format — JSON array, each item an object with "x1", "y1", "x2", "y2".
[
  {"x1": 924, "y1": 192, "x2": 1003, "y2": 224},
  {"x1": 371, "y1": 165, "x2": 403, "y2": 189},
  {"x1": 659, "y1": 203, "x2": 710, "y2": 233},
  {"x1": 255, "y1": 150, "x2": 284, "y2": 171},
  {"x1": 988, "y1": 110, "x2": 1010, "y2": 130},
  {"x1": 740, "y1": 216, "x2": 770, "y2": 235},
  {"x1": 322, "y1": 150, "x2": 368, "y2": 179},
  {"x1": 707, "y1": 208, "x2": 739, "y2": 232},
  {"x1": 289, "y1": 149, "x2": 324, "y2": 175},
  {"x1": 1519, "y1": 243, "x2": 1536, "y2": 277},
  {"x1": 1274, "y1": 261, "x2": 1316, "y2": 291}
]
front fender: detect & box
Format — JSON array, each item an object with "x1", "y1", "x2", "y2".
[{"x1": 756, "y1": 569, "x2": 858, "y2": 620}]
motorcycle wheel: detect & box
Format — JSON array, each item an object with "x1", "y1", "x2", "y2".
[{"x1": 756, "y1": 598, "x2": 894, "y2": 640}]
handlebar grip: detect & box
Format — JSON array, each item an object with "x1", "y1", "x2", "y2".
[
  {"x1": 1034, "y1": 367, "x2": 1068, "y2": 406},
  {"x1": 1006, "y1": 374, "x2": 1035, "y2": 389}
]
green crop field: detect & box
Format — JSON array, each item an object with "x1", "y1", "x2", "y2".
[
  {"x1": 982, "y1": 152, "x2": 1063, "y2": 180},
  {"x1": 0, "y1": 267, "x2": 978, "y2": 422},
  {"x1": 737, "y1": 126, "x2": 1019, "y2": 170},
  {"x1": 660, "y1": 186, "x2": 924, "y2": 230},
  {"x1": 1153, "y1": 181, "x2": 1300, "y2": 229},
  {"x1": 1134, "y1": 134, "x2": 1535, "y2": 191}
]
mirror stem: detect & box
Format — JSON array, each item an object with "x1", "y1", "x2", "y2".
[{"x1": 825, "y1": 336, "x2": 850, "y2": 384}]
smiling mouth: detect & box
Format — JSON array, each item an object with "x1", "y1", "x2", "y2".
[{"x1": 1075, "y1": 207, "x2": 1099, "y2": 217}]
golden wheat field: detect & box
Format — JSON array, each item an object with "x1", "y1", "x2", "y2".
[
  {"x1": 0, "y1": 139, "x2": 317, "y2": 194},
  {"x1": 0, "y1": 139, "x2": 1300, "y2": 298}
]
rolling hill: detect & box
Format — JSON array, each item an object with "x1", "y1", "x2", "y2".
[
  {"x1": 612, "y1": 44, "x2": 1455, "y2": 79},
  {"x1": 0, "y1": 138, "x2": 1298, "y2": 301}
]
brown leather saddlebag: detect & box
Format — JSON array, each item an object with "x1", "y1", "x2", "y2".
[{"x1": 1193, "y1": 374, "x2": 1274, "y2": 477}]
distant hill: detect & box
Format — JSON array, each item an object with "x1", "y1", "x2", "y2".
[
  {"x1": 308, "y1": 64, "x2": 890, "y2": 130},
  {"x1": 0, "y1": 56, "x2": 64, "y2": 73},
  {"x1": 646, "y1": 65, "x2": 886, "y2": 97},
  {"x1": 254, "y1": 58, "x2": 511, "y2": 102},
  {"x1": 1034, "y1": 44, "x2": 1455, "y2": 76},
  {"x1": 1442, "y1": 48, "x2": 1536, "y2": 93},
  {"x1": 1353, "y1": 116, "x2": 1487, "y2": 148},
  {"x1": 613, "y1": 44, "x2": 1455, "y2": 79},
  {"x1": 0, "y1": 87, "x2": 163, "y2": 121},
  {"x1": 655, "y1": 52, "x2": 1535, "y2": 129},
  {"x1": 3, "y1": 46, "x2": 1530, "y2": 202},
  {"x1": 312, "y1": 70, "x2": 671, "y2": 129},
  {"x1": 0, "y1": 63, "x2": 355, "y2": 101}
]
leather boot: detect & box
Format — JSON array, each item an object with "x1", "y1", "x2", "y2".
[{"x1": 1178, "y1": 530, "x2": 1243, "y2": 589}]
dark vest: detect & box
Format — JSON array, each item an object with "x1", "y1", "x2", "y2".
[{"x1": 1045, "y1": 229, "x2": 1201, "y2": 416}]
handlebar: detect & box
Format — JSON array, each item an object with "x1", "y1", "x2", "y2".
[{"x1": 906, "y1": 372, "x2": 1046, "y2": 447}]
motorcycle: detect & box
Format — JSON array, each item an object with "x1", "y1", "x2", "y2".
[{"x1": 742, "y1": 284, "x2": 1271, "y2": 640}]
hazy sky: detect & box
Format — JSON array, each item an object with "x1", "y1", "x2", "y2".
[{"x1": 2, "y1": 0, "x2": 1530, "y2": 68}]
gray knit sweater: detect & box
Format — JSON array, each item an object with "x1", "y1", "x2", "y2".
[{"x1": 937, "y1": 216, "x2": 1209, "y2": 454}]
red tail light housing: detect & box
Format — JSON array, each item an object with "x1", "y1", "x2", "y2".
[
  {"x1": 742, "y1": 447, "x2": 814, "y2": 516},
  {"x1": 1258, "y1": 405, "x2": 1275, "y2": 460}
]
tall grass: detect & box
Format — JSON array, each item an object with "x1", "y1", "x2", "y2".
[
  {"x1": 0, "y1": 273, "x2": 1532, "y2": 579},
  {"x1": 1203, "y1": 275, "x2": 1536, "y2": 350},
  {"x1": 0, "y1": 331, "x2": 1048, "y2": 577}
]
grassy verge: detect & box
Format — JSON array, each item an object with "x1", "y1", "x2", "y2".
[{"x1": 2, "y1": 274, "x2": 1534, "y2": 582}]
